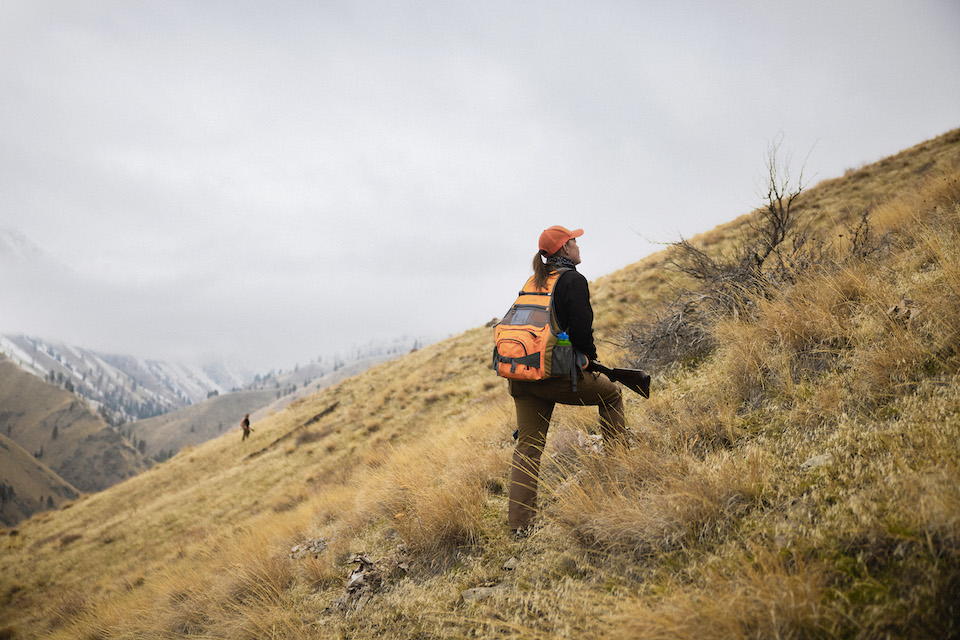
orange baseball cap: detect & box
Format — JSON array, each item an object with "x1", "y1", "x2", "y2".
[{"x1": 539, "y1": 225, "x2": 583, "y2": 256}]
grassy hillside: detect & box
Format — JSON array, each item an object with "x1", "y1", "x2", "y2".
[
  {"x1": 0, "y1": 433, "x2": 79, "y2": 527},
  {"x1": 130, "y1": 354, "x2": 404, "y2": 461},
  {"x1": 1, "y1": 129, "x2": 958, "y2": 639},
  {"x1": 130, "y1": 389, "x2": 279, "y2": 460},
  {"x1": 0, "y1": 356, "x2": 150, "y2": 494}
]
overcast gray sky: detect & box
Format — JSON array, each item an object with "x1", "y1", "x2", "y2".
[{"x1": 2, "y1": 0, "x2": 958, "y2": 372}]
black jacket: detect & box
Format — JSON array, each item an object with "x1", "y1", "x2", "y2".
[{"x1": 552, "y1": 268, "x2": 597, "y2": 362}]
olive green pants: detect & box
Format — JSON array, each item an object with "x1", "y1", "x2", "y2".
[{"x1": 507, "y1": 372, "x2": 625, "y2": 530}]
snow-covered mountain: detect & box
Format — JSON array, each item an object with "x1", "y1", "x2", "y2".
[{"x1": 0, "y1": 334, "x2": 252, "y2": 423}]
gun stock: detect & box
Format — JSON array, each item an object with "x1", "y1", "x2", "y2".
[{"x1": 591, "y1": 363, "x2": 651, "y2": 398}]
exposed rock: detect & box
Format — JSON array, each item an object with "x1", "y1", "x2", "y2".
[
  {"x1": 461, "y1": 583, "x2": 507, "y2": 603},
  {"x1": 801, "y1": 452, "x2": 833, "y2": 471},
  {"x1": 887, "y1": 298, "x2": 919, "y2": 325},
  {"x1": 289, "y1": 537, "x2": 327, "y2": 559},
  {"x1": 329, "y1": 546, "x2": 410, "y2": 613},
  {"x1": 578, "y1": 432, "x2": 604, "y2": 454}
]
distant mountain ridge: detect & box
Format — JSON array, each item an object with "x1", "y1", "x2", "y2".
[
  {"x1": 0, "y1": 334, "x2": 250, "y2": 424},
  {"x1": 0, "y1": 333, "x2": 428, "y2": 426},
  {"x1": 0, "y1": 354, "x2": 149, "y2": 524}
]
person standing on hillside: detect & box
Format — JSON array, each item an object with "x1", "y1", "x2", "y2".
[
  {"x1": 240, "y1": 413, "x2": 252, "y2": 441},
  {"x1": 501, "y1": 225, "x2": 626, "y2": 537}
]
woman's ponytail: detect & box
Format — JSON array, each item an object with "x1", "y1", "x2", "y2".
[{"x1": 531, "y1": 251, "x2": 552, "y2": 290}]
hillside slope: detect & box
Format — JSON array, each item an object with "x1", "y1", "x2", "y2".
[
  {"x1": 0, "y1": 355, "x2": 150, "y2": 494},
  {"x1": 129, "y1": 389, "x2": 279, "y2": 460},
  {"x1": 129, "y1": 354, "x2": 404, "y2": 461},
  {"x1": 0, "y1": 433, "x2": 79, "y2": 527},
  {"x1": 1, "y1": 129, "x2": 958, "y2": 640}
]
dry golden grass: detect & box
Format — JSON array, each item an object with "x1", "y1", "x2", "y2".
[
  {"x1": 616, "y1": 547, "x2": 832, "y2": 639},
  {"x1": 545, "y1": 440, "x2": 770, "y2": 559},
  {"x1": 2, "y1": 129, "x2": 959, "y2": 640}
]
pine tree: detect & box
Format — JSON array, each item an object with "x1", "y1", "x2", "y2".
[{"x1": 0, "y1": 482, "x2": 14, "y2": 511}]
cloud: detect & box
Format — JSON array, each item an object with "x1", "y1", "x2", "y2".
[{"x1": 2, "y1": 0, "x2": 958, "y2": 370}]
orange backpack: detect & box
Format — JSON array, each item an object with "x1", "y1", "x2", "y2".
[{"x1": 492, "y1": 269, "x2": 585, "y2": 386}]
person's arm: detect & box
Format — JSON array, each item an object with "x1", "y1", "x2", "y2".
[{"x1": 554, "y1": 271, "x2": 597, "y2": 361}]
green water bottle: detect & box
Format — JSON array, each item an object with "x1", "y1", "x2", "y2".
[{"x1": 557, "y1": 331, "x2": 571, "y2": 345}]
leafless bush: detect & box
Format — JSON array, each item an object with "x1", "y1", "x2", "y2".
[
  {"x1": 625, "y1": 294, "x2": 717, "y2": 370},
  {"x1": 845, "y1": 208, "x2": 891, "y2": 259},
  {"x1": 627, "y1": 137, "x2": 884, "y2": 372}
]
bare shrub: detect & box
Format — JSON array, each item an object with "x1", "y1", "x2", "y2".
[
  {"x1": 626, "y1": 137, "x2": 885, "y2": 373},
  {"x1": 625, "y1": 294, "x2": 717, "y2": 370},
  {"x1": 845, "y1": 208, "x2": 891, "y2": 259}
]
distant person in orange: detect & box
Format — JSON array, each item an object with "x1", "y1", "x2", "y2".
[{"x1": 240, "y1": 413, "x2": 252, "y2": 441}]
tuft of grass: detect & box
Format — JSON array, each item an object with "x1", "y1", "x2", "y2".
[
  {"x1": 543, "y1": 434, "x2": 770, "y2": 560},
  {"x1": 359, "y1": 427, "x2": 509, "y2": 562},
  {"x1": 616, "y1": 549, "x2": 832, "y2": 639}
]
